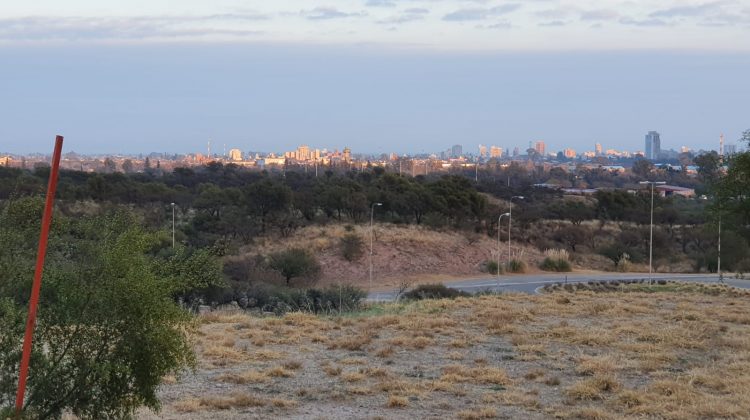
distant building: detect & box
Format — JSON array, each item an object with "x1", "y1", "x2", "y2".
[
  {"x1": 563, "y1": 148, "x2": 576, "y2": 159},
  {"x1": 451, "y1": 144, "x2": 463, "y2": 158},
  {"x1": 656, "y1": 185, "x2": 695, "y2": 198},
  {"x1": 645, "y1": 131, "x2": 661, "y2": 160},
  {"x1": 595, "y1": 143, "x2": 602, "y2": 156},
  {"x1": 490, "y1": 146, "x2": 503, "y2": 158},
  {"x1": 513, "y1": 147, "x2": 520, "y2": 157},
  {"x1": 0, "y1": 156, "x2": 10, "y2": 166},
  {"x1": 342, "y1": 147, "x2": 352, "y2": 163},
  {"x1": 534, "y1": 141, "x2": 546, "y2": 156},
  {"x1": 725, "y1": 144, "x2": 737, "y2": 155},
  {"x1": 478, "y1": 145, "x2": 487, "y2": 158},
  {"x1": 228, "y1": 149, "x2": 243, "y2": 161}
]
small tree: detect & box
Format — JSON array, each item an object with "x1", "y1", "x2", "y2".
[{"x1": 268, "y1": 248, "x2": 321, "y2": 286}]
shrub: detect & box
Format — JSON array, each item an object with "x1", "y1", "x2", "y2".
[
  {"x1": 506, "y1": 259, "x2": 526, "y2": 273},
  {"x1": 244, "y1": 284, "x2": 366, "y2": 314},
  {"x1": 340, "y1": 233, "x2": 364, "y2": 262},
  {"x1": 539, "y1": 249, "x2": 572, "y2": 272},
  {"x1": 485, "y1": 260, "x2": 503, "y2": 275},
  {"x1": 403, "y1": 284, "x2": 470, "y2": 300}
]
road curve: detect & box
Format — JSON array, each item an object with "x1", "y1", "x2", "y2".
[{"x1": 367, "y1": 272, "x2": 750, "y2": 302}]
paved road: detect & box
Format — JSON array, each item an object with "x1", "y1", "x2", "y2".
[{"x1": 367, "y1": 272, "x2": 750, "y2": 301}]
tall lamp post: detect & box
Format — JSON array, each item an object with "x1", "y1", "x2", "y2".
[
  {"x1": 639, "y1": 181, "x2": 666, "y2": 283},
  {"x1": 497, "y1": 213, "x2": 510, "y2": 278},
  {"x1": 508, "y1": 196, "x2": 524, "y2": 263},
  {"x1": 171, "y1": 202, "x2": 176, "y2": 248},
  {"x1": 369, "y1": 202, "x2": 383, "y2": 293}
]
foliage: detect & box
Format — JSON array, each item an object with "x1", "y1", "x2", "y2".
[
  {"x1": 402, "y1": 284, "x2": 470, "y2": 301},
  {"x1": 539, "y1": 249, "x2": 572, "y2": 272},
  {"x1": 242, "y1": 284, "x2": 366, "y2": 314},
  {"x1": 485, "y1": 260, "x2": 502, "y2": 275},
  {"x1": 0, "y1": 199, "x2": 195, "y2": 419},
  {"x1": 268, "y1": 248, "x2": 321, "y2": 286},
  {"x1": 506, "y1": 259, "x2": 526, "y2": 273}
]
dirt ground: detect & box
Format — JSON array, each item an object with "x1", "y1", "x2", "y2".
[
  {"x1": 141, "y1": 283, "x2": 750, "y2": 419},
  {"x1": 248, "y1": 224, "x2": 571, "y2": 289}
]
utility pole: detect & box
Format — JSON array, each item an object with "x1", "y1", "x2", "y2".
[{"x1": 640, "y1": 181, "x2": 666, "y2": 283}]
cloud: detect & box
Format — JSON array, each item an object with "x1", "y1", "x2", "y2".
[
  {"x1": 301, "y1": 7, "x2": 367, "y2": 20},
  {"x1": 365, "y1": 0, "x2": 397, "y2": 7},
  {"x1": 650, "y1": 1, "x2": 727, "y2": 18},
  {"x1": 618, "y1": 17, "x2": 668, "y2": 27},
  {"x1": 539, "y1": 20, "x2": 566, "y2": 27},
  {"x1": 580, "y1": 9, "x2": 619, "y2": 21},
  {"x1": 443, "y1": 4, "x2": 521, "y2": 21},
  {"x1": 377, "y1": 8, "x2": 429, "y2": 24},
  {"x1": 0, "y1": 15, "x2": 266, "y2": 42}
]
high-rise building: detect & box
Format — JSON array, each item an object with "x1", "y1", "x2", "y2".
[
  {"x1": 513, "y1": 147, "x2": 520, "y2": 157},
  {"x1": 342, "y1": 147, "x2": 352, "y2": 162},
  {"x1": 595, "y1": 143, "x2": 602, "y2": 156},
  {"x1": 490, "y1": 146, "x2": 502, "y2": 158},
  {"x1": 297, "y1": 145, "x2": 311, "y2": 161},
  {"x1": 228, "y1": 148, "x2": 243, "y2": 161},
  {"x1": 479, "y1": 145, "x2": 487, "y2": 158},
  {"x1": 451, "y1": 144, "x2": 463, "y2": 158},
  {"x1": 645, "y1": 131, "x2": 661, "y2": 160},
  {"x1": 534, "y1": 141, "x2": 546, "y2": 156},
  {"x1": 563, "y1": 148, "x2": 576, "y2": 159}
]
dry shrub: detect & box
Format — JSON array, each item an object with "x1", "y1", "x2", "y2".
[
  {"x1": 196, "y1": 393, "x2": 266, "y2": 410},
  {"x1": 322, "y1": 364, "x2": 342, "y2": 376},
  {"x1": 387, "y1": 395, "x2": 409, "y2": 408},
  {"x1": 216, "y1": 370, "x2": 269, "y2": 384},
  {"x1": 342, "y1": 371, "x2": 366, "y2": 382},
  {"x1": 374, "y1": 346, "x2": 395, "y2": 358},
  {"x1": 575, "y1": 355, "x2": 619, "y2": 376},
  {"x1": 457, "y1": 407, "x2": 497, "y2": 419},
  {"x1": 567, "y1": 375, "x2": 620, "y2": 400},
  {"x1": 282, "y1": 360, "x2": 303, "y2": 370},
  {"x1": 267, "y1": 366, "x2": 295, "y2": 378}
]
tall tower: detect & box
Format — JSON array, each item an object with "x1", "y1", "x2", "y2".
[
  {"x1": 645, "y1": 131, "x2": 660, "y2": 160},
  {"x1": 207, "y1": 140, "x2": 211, "y2": 158},
  {"x1": 720, "y1": 133, "x2": 725, "y2": 157}
]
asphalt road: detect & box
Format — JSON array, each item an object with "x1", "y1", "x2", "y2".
[{"x1": 367, "y1": 272, "x2": 750, "y2": 301}]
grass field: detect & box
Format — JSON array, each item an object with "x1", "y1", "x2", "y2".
[{"x1": 143, "y1": 284, "x2": 750, "y2": 419}]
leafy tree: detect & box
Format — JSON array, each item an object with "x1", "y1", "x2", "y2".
[
  {"x1": 340, "y1": 233, "x2": 364, "y2": 262},
  {"x1": 268, "y1": 248, "x2": 321, "y2": 286},
  {"x1": 631, "y1": 158, "x2": 654, "y2": 178},
  {"x1": 0, "y1": 201, "x2": 194, "y2": 418}
]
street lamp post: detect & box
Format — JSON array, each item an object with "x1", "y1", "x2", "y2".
[
  {"x1": 369, "y1": 202, "x2": 383, "y2": 294},
  {"x1": 497, "y1": 213, "x2": 510, "y2": 279},
  {"x1": 718, "y1": 215, "x2": 722, "y2": 283},
  {"x1": 171, "y1": 202, "x2": 175, "y2": 248},
  {"x1": 508, "y1": 196, "x2": 524, "y2": 263},
  {"x1": 639, "y1": 181, "x2": 666, "y2": 283}
]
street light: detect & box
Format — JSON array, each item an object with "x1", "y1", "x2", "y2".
[
  {"x1": 508, "y1": 196, "x2": 524, "y2": 263},
  {"x1": 369, "y1": 202, "x2": 383, "y2": 294},
  {"x1": 639, "y1": 181, "x2": 666, "y2": 283},
  {"x1": 497, "y1": 213, "x2": 510, "y2": 277},
  {"x1": 171, "y1": 202, "x2": 176, "y2": 248}
]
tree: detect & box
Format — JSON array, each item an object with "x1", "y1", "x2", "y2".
[
  {"x1": 0, "y1": 202, "x2": 195, "y2": 418},
  {"x1": 694, "y1": 151, "x2": 722, "y2": 186},
  {"x1": 268, "y1": 248, "x2": 321, "y2": 286},
  {"x1": 631, "y1": 158, "x2": 654, "y2": 178},
  {"x1": 121, "y1": 159, "x2": 134, "y2": 173}
]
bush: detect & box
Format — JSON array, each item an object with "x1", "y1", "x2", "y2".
[
  {"x1": 340, "y1": 233, "x2": 364, "y2": 262},
  {"x1": 243, "y1": 283, "x2": 366, "y2": 314},
  {"x1": 0, "y1": 203, "x2": 194, "y2": 418},
  {"x1": 506, "y1": 259, "x2": 526, "y2": 273},
  {"x1": 403, "y1": 284, "x2": 470, "y2": 300},
  {"x1": 539, "y1": 249, "x2": 572, "y2": 272},
  {"x1": 485, "y1": 260, "x2": 503, "y2": 275}
]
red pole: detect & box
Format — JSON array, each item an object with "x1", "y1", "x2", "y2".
[{"x1": 15, "y1": 135, "x2": 64, "y2": 415}]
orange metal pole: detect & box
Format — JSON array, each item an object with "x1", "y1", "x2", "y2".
[{"x1": 15, "y1": 135, "x2": 64, "y2": 415}]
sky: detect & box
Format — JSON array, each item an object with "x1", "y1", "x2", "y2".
[{"x1": 0, "y1": 0, "x2": 749, "y2": 155}]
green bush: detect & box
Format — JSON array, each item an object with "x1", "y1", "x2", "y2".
[
  {"x1": 506, "y1": 259, "x2": 526, "y2": 273},
  {"x1": 539, "y1": 258, "x2": 572, "y2": 272},
  {"x1": 403, "y1": 284, "x2": 470, "y2": 300},
  {"x1": 0, "y1": 201, "x2": 195, "y2": 418},
  {"x1": 268, "y1": 248, "x2": 321, "y2": 286},
  {"x1": 485, "y1": 260, "x2": 503, "y2": 275},
  {"x1": 244, "y1": 284, "x2": 366, "y2": 314},
  {"x1": 340, "y1": 233, "x2": 364, "y2": 262}
]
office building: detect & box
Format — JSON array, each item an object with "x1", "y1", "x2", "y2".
[
  {"x1": 645, "y1": 131, "x2": 661, "y2": 160},
  {"x1": 534, "y1": 141, "x2": 546, "y2": 156},
  {"x1": 478, "y1": 145, "x2": 487, "y2": 158},
  {"x1": 451, "y1": 144, "x2": 463, "y2": 158},
  {"x1": 490, "y1": 146, "x2": 502, "y2": 158},
  {"x1": 563, "y1": 148, "x2": 576, "y2": 159},
  {"x1": 595, "y1": 143, "x2": 602, "y2": 156}
]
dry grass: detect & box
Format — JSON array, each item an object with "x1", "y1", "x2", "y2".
[{"x1": 156, "y1": 288, "x2": 750, "y2": 419}]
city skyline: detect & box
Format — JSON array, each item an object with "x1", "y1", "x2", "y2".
[{"x1": 1, "y1": 1, "x2": 748, "y2": 155}]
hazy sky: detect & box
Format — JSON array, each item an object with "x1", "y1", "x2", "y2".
[{"x1": 1, "y1": 1, "x2": 748, "y2": 155}]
